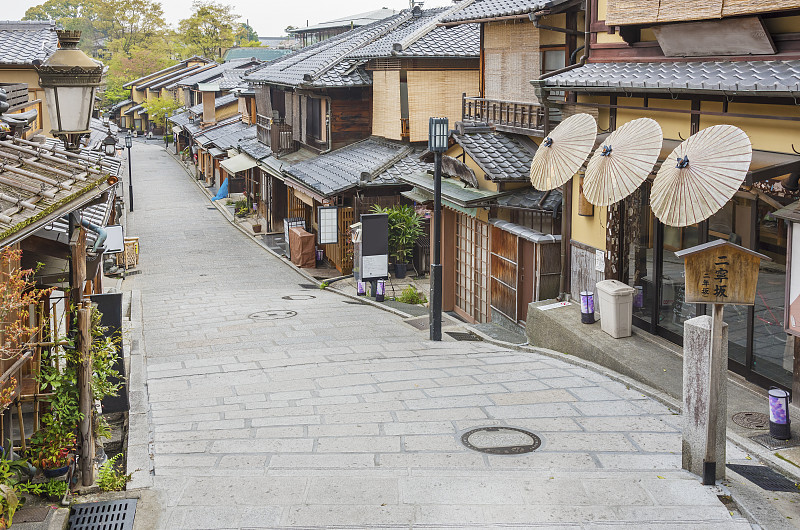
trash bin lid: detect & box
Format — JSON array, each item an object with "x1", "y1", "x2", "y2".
[{"x1": 596, "y1": 279, "x2": 636, "y2": 295}]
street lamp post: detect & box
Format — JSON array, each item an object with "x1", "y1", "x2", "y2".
[
  {"x1": 125, "y1": 133, "x2": 134, "y2": 212},
  {"x1": 36, "y1": 30, "x2": 103, "y2": 151},
  {"x1": 102, "y1": 130, "x2": 117, "y2": 157},
  {"x1": 428, "y1": 117, "x2": 449, "y2": 341}
]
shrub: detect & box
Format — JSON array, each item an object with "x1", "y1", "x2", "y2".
[
  {"x1": 98, "y1": 453, "x2": 131, "y2": 492},
  {"x1": 396, "y1": 285, "x2": 427, "y2": 305}
]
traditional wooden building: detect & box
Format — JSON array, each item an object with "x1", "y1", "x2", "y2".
[
  {"x1": 535, "y1": 0, "x2": 800, "y2": 390},
  {"x1": 289, "y1": 8, "x2": 399, "y2": 47}
]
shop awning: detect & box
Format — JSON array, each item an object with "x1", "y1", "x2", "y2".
[
  {"x1": 208, "y1": 147, "x2": 226, "y2": 158},
  {"x1": 220, "y1": 153, "x2": 257, "y2": 175},
  {"x1": 172, "y1": 125, "x2": 183, "y2": 134},
  {"x1": 401, "y1": 186, "x2": 433, "y2": 204},
  {"x1": 399, "y1": 171, "x2": 511, "y2": 208}
]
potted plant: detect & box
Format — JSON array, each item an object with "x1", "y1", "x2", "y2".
[
  {"x1": 28, "y1": 426, "x2": 75, "y2": 478},
  {"x1": 372, "y1": 205, "x2": 423, "y2": 278}
]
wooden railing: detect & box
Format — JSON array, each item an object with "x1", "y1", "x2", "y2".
[
  {"x1": 6, "y1": 99, "x2": 43, "y2": 140},
  {"x1": 462, "y1": 95, "x2": 545, "y2": 135},
  {"x1": 400, "y1": 118, "x2": 410, "y2": 140},
  {"x1": 256, "y1": 114, "x2": 297, "y2": 155}
]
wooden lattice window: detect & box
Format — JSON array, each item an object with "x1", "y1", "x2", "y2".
[{"x1": 455, "y1": 213, "x2": 490, "y2": 323}]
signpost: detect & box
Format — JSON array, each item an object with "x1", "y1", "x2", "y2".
[
  {"x1": 352, "y1": 213, "x2": 389, "y2": 295},
  {"x1": 675, "y1": 240, "x2": 770, "y2": 484}
]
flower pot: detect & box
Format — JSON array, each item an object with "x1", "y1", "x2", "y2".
[
  {"x1": 42, "y1": 463, "x2": 69, "y2": 478},
  {"x1": 394, "y1": 262, "x2": 407, "y2": 279}
]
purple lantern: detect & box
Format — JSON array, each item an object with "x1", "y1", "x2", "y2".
[
  {"x1": 769, "y1": 387, "x2": 791, "y2": 440},
  {"x1": 580, "y1": 291, "x2": 595, "y2": 324}
]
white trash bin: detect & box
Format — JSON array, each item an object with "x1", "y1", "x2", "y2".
[{"x1": 596, "y1": 279, "x2": 636, "y2": 338}]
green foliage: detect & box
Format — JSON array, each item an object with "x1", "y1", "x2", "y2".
[
  {"x1": 179, "y1": 1, "x2": 239, "y2": 60},
  {"x1": 28, "y1": 426, "x2": 74, "y2": 470},
  {"x1": 98, "y1": 453, "x2": 131, "y2": 492},
  {"x1": 16, "y1": 479, "x2": 67, "y2": 499},
  {"x1": 235, "y1": 23, "x2": 259, "y2": 46},
  {"x1": 141, "y1": 96, "x2": 182, "y2": 128},
  {"x1": 233, "y1": 199, "x2": 248, "y2": 217},
  {"x1": 396, "y1": 285, "x2": 427, "y2": 305},
  {"x1": 370, "y1": 204, "x2": 423, "y2": 264},
  {"x1": 319, "y1": 281, "x2": 329, "y2": 289}
]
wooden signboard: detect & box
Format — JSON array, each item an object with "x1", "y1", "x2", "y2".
[{"x1": 675, "y1": 240, "x2": 769, "y2": 306}]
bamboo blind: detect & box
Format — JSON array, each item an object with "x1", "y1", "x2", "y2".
[
  {"x1": 372, "y1": 70, "x2": 402, "y2": 140},
  {"x1": 562, "y1": 103, "x2": 599, "y2": 122},
  {"x1": 606, "y1": 0, "x2": 800, "y2": 25},
  {"x1": 284, "y1": 91, "x2": 293, "y2": 125},
  {"x1": 292, "y1": 93, "x2": 301, "y2": 142},
  {"x1": 300, "y1": 95, "x2": 308, "y2": 144},
  {"x1": 484, "y1": 21, "x2": 540, "y2": 103},
  {"x1": 407, "y1": 70, "x2": 479, "y2": 143}
]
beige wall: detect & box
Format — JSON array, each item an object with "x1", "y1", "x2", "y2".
[
  {"x1": 372, "y1": 70, "x2": 402, "y2": 140},
  {"x1": 407, "y1": 70, "x2": 479, "y2": 143},
  {"x1": 0, "y1": 67, "x2": 53, "y2": 136}
]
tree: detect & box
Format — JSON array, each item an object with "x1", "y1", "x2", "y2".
[
  {"x1": 92, "y1": 0, "x2": 168, "y2": 56},
  {"x1": 141, "y1": 96, "x2": 182, "y2": 128},
  {"x1": 179, "y1": 1, "x2": 239, "y2": 60},
  {"x1": 235, "y1": 23, "x2": 259, "y2": 46},
  {"x1": 23, "y1": 0, "x2": 102, "y2": 55}
]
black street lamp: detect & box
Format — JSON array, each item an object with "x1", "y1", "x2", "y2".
[
  {"x1": 428, "y1": 116, "x2": 449, "y2": 341},
  {"x1": 125, "y1": 132, "x2": 134, "y2": 212},
  {"x1": 102, "y1": 130, "x2": 117, "y2": 157}
]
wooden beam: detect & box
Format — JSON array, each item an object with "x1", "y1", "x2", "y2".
[{"x1": 77, "y1": 304, "x2": 94, "y2": 486}]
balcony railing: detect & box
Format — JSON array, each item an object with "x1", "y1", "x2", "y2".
[
  {"x1": 400, "y1": 118, "x2": 410, "y2": 140},
  {"x1": 256, "y1": 114, "x2": 297, "y2": 156},
  {"x1": 462, "y1": 96, "x2": 545, "y2": 135}
]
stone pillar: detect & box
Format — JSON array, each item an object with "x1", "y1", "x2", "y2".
[{"x1": 683, "y1": 315, "x2": 728, "y2": 481}]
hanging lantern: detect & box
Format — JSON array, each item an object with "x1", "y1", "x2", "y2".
[
  {"x1": 102, "y1": 132, "x2": 117, "y2": 156},
  {"x1": 36, "y1": 30, "x2": 103, "y2": 151},
  {"x1": 375, "y1": 280, "x2": 386, "y2": 302},
  {"x1": 580, "y1": 291, "x2": 595, "y2": 324}
]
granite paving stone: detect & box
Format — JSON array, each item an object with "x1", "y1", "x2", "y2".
[{"x1": 124, "y1": 143, "x2": 749, "y2": 529}]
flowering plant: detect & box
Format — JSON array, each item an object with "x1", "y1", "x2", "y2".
[{"x1": 29, "y1": 426, "x2": 75, "y2": 470}]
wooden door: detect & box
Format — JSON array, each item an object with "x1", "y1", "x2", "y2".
[
  {"x1": 518, "y1": 238, "x2": 535, "y2": 323},
  {"x1": 490, "y1": 226, "x2": 518, "y2": 323},
  {"x1": 455, "y1": 212, "x2": 490, "y2": 323}
]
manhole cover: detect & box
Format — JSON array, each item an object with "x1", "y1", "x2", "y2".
[
  {"x1": 281, "y1": 295, "x2": 316, "y2": 300},
  {"x1": 446, "y1": 331, "x2": 482, "y2": 342},
  {"x1": 248, "y1": 310, "x2": 297, "y2": 321},
  {"x1": 461, "y1": 427, "x2": 541, "y2": 455},
  {"x1": 750, "y1": 433, "x2": 800, "y2": 451},
  {"x1": 69, "y1": 499, "x2": 137, "y2": 530},
  {"x1": 727, "y1": 464, "x2": 800, "y2": 492},
  {"x1": 732, "y1": 412, "x2": 769, "y2": 429},
  {"x1": 15, "y1": 506, "x2": 50, "y2": 523}
]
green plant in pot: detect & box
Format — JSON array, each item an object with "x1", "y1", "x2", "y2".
[
  {"x1": 371, "y1": 204, "x2": 423, "y2": 279},
  {"x1": 28, "y1": 425, "x2": 75, "y2": 477}
]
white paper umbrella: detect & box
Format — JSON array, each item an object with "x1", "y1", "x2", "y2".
[
  {"x1": 650, "y1": 125, "x2": 752, "y2": 227},
  {"x1": 529, "y1": 113, "x2": 597, "y2": 191},
  {"x1": 583, "y1": 118, "x2": 663, "y2": 206}
]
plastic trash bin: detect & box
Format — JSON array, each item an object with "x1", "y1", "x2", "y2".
[{"x1": 596, "y1": 279, "x2": 636, "y2": 338}]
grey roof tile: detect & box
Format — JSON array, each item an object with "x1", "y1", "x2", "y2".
[
  {"x1": 292, "y1": 8, "x2": 400, "y2": 33},
  {"x1": 238, "y1": 137, "x2": 272, "y2": 161},
  {"x1": 496, "y1": 187, "x2": 562, "y2": 213},
  {"x1": 0, "y1": 21, "x2": 58, "y2": 65},
  {"x1": 350, "y1": 8, "x2": 478, "y2": 58},
  {"x1": 543, "y1": 60, "x2": 800, "y2": 95},
  {"x1": 285, "y1": 138, "x2": 415, "y2": 197},
  {"x1": 453, "y1": 131, "x2": 535, "y2": 181},
  {"x1": 168, "y1": 94, "x2": 239, "y2": 130},
  {"x1": 195, "y1": 120, "x2": 254, "y2": 151},
  {"x1": 440, "y1": 0, "x2": 570, "y2": 23},
  {"x1": 174, "y1": 58, "x2": 261, "y2": 88}
]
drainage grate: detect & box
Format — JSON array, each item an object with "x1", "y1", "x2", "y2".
[
  {"x1": 727, "y1": 464, "x2": 799, "y2": 492},
  {"x1": 461, "y1": 427, "x2": 541, "y2": 455},
  {"x1": 15, "y1": 506, "x2": 50, "y2": 523},
  {"x1": 248, "y1": 310, "x2": 297, "y2": 321},
  {"x1": 297, "y1": 283, "x2": 317, "y2": 290},
  {"x1": 282, "y1": 295, "x2": 316, "y2": 301},
  {"x1": 446, "y1": 331, "x2": 482, "y2": 342},
  {"x1": 732, "y1": 412, "x2": 769, "y2": 430},
  {"x1": 750, "y1": 433, "x2": 800, "y2": 451},
  {"x1": 69, "y1": 499, "x2": 137, "y2": 530}
]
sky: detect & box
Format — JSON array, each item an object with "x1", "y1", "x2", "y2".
[{"x1": 9, "y1": 0, "x2": 453, "y2": 38}]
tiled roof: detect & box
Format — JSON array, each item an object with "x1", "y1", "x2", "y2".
[
  {"x1": 382, "y1": 150, "x2": 432, "y2": 182},
  {"x1": 175, "y1": 58, "x2": 261, "y2": 88},
  {"x1": 291, "y1": 8, "x2": 400, "y2": 33},
  {"x1": 440, "y1": 0, "x2": 570, "y2": 24},
  {"x1": 238, "y1": 138, "x2": 272, "y2": 161},
  {"x1": 124, "y1": 104, "x2": 145, "y2": 116},
  {"x1": 0, "y1": 136, "x2": 120, "y2": 247},
  {"x1": 400, "y1": 170, "x2": 508, "y2": 207},
  {"x1": 123, "y1": 56, "x2": 212, "y2": 88},
  {"x1": 453, "y1": 131, "x2": 535, "y2": 181},
  {"x1": 195, "y1": 119, "x2": 254, "y2": 151},
  {"x1": 541, "y1": 60, "x2": 800, "y2": 95},
  {"x1": 285, "y1": 138, "x2": 413, "y2": 197},
  {"x1": 108, "y1": 99, "x2": 133, "y2": 113},
  {"x1": 167, "y1": 94, "x2": 239, "y2": 130},
  {"x1": 489, "y1": 219, "x2": 561, "y2": 242},
  {"x1": 350, "y1": 8, "x2": 478, "y2": 58},
  {"x1": 245, "y1": 13, "x2": 411, "y2": 88},
  {"x1": 495, "y1": 187, "x2": 562, "y2": 213},
  {"x1": 136, "y1": 64, "x2": 205, "y2": 90},
  {"x1": 0, "y1": 21, "x2": 58, "y2": 65}
]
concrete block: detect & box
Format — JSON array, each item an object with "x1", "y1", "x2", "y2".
[{"x1": 682, "y1": 315, "x2": 728, "y2": 481}]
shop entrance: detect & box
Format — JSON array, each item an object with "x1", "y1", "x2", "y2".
[{"x1": 626, "y1": 183, "x2": 791, "y2": 390}]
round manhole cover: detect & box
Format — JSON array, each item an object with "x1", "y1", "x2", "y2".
[
  {"x1": 732, "y1": 412, "x2": 769, "y2": 430},
  {"x1": 248, "y1": 310, "x2": 297, "y2": 321},
  {"x1": 281, "y1": 295, "x2": 316, "y2": 301},
  {"x1": 461, "y1": 427, "x2": 541, "y2": 455}
]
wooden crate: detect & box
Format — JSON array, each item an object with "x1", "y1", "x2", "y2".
[{"x1": 115, "y1": 237, "x2": 139, "y2": 269}]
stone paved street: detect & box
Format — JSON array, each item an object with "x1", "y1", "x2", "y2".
[{"x1": 123, "y1": 142, "x2": 749, "y2": 528}]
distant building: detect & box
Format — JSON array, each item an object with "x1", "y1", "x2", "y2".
[
  {"x1": 289, "y1": 8, "x2": 399, "y2": 47},
  {"x1": 223, "y1": 48, "x2": 291, "y2": 63}
]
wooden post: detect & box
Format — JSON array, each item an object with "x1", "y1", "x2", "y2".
[
  {"x1": 77, "y1": 304, "x2": 94, "y2": 486},
  {"x1": 703, "y1": 303, "x2": 725, "y2": 485}
]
